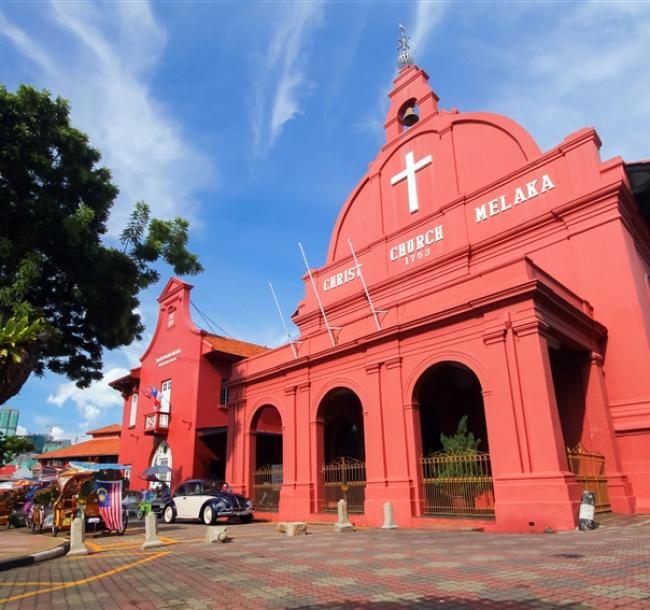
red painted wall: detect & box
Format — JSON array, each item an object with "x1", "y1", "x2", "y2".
[
  {"x1": 118, "y1": 279, "x2": 229, "y2": 491},
  {"x1": 225, "y1": 65, "x2": 648, "y2": 532}
]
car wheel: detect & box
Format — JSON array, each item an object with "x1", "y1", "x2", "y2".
[
  {"x1": 240, "y1": 513, "x2": 253, "y2": 524},
  {"x1": 202, "y1": 506, "x2": 215, "y2": 525},
  {"x1": 163, "y1": 505, "x2": 175, "y2": 524}
]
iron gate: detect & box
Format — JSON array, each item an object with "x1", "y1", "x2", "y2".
[
  {"x1": 252, "y1": 464, "x2": 283, "y2": 512},
  {"x1": 321, "y1": 457, "x2": 366, "y2": 513},
  {"x1": 567, "y1": 444, "x2": 611, "y2": 513},
  {"x1": 420, "y1": 452, "x2": 495, "y2": 518}
]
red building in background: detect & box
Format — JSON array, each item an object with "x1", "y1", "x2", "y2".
[
  {"x1": 115, "y1": 52, "x2": 650, "y2": 532},
  {"x1": 110, "y1": 279, "x2": 266, "y2": 488}
]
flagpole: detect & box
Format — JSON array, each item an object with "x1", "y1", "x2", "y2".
[
  {"x1": 348, "y1": 238, "x2": 384, "y2": 331},
  {"x1": 298, "y1": 242, "x2": 338, "y2": 347},
  {"x1": 269, "y1": 282, "x2": 299, "y2": 359}
]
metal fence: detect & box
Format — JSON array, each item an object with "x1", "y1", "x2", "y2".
[
  {"x1": 321, "y1": 457, "x2": 366, "y2": 514},
  {"x1": 566, "y1": 444, "x2": 611, "y2": 513},
  {"x1": 420, "y1": 452, "x2": 495, "y2": 518},
  {"x1": 252, "y1": 464, "x2": 283, "y2": 512}
]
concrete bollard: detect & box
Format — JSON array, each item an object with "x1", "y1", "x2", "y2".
[
  {"x1": 206, "y1": 525, "x2": 229, "y2": 543},
  {"x1": 578, "y1": 490, "x2": 598, "y2": 531},
  {"x1": 381, "y1": 502, "x2": 398, "y2": 529},
  {"x1": 142, "y1": 512, "x2": 164, "y2": 549},
  {"x1": 335, "y1": 499, "x2": 354, "y2": 533},
  {"x1": 277, "y1": 522, "x2": 308, "y2": 536},
  {"x1": 67, "y1": 517, "x2": 89, "y2": 557}
]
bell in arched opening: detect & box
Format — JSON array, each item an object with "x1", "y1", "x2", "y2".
[{"x1": 401, "y1": 105, "x2": 419, "y2": 127}]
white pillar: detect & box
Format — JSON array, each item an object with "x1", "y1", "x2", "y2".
[
  {"x1": 335, "y1": 499, "x2": 354, "y2": 532},
  {"x1": 141, "y1": 512, "x2": 163, "y2": 549},
  {"x1": 381, "y1": 502, "x2": 398, "y2": 529},
  {"x1": 67, "y1": 518, "x2": 89, "y2": 556}
]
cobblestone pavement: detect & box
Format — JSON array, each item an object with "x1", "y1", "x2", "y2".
[
  {"x1": 0, "y1": 528, "x2": 65, "y2": 562},
  {"x1": 0, "y1": 517, "x2": 649, "y2": 610}
]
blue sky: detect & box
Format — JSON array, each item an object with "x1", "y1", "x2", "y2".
[{"x1": 1, "y1": 1, "x2": 649, "y2": 442}]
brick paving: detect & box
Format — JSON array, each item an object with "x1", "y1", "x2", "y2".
[
  {"x1": 0, "y1": 518, "x2": 649, "y2": 609},
  {"x1": 0, "y1": 528, "x2": 65, "y2": 561}
]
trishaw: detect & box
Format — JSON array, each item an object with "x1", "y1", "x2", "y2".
[
  {"x1": 33, "y1": 462, "x2": 130, "y2": 536},
  {"x1": 29, "y1": 481, "x2": 58, "y2": 533},
  {"x1": 0, "y1": 480, "x2": 32, "y2": 528}
]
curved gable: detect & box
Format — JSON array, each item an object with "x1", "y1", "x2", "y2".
[{"x1": 327, "y1": 103, "x2": 542, "y2": 263}]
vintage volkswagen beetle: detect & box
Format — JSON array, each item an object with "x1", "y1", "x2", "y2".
[{"x1": 162, "y1": 479, "x2": 254, "y2": 525}]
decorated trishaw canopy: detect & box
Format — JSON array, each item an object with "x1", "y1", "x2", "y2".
[{"x1": 68, "y1": 462, "x2": 130, "y2": 472}]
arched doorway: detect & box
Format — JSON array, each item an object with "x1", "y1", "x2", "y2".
[
  {"x1": 318, "y1": 387, "x2": 366, "y2": 514},
  {"x1": 150, "y1": 440, "x2": 172, "y2": 489},
  {"x1": 548, "y1": 343, "x2": 611, "y2": 512},
  {"x1": 250, "y1": 405, "x2": 283, "y2": 512},
  {"x1": 414, "y1": 361, "x2": 494, "y2": 518}
]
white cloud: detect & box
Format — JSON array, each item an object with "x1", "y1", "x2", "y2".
[
  {"x1": 409, "y1": 1, "x2": 448, "y2": 60},
  {"x1": 15, "y1": 425, "x2": 28, "y2": 437},
  {"x1": 49, "y1": 424, "x2": 89, "y2": 443},
  {"x1": 47, "y1": 366, "x2": 128, "y2": 427},
  {"x1": 49, "y1": 425, "x2": 66, "y2": 440},
  {"x1": 0, "y1": 2, "x2": 213, "y2": 235},
  {"x1": 485, "y1": 2, "x2": 650, "y2": 161},
  {"x1": 0, "y1": 12, "x2": 56, "y2": 72},
  {"x1": 251, "y1": 2, "x2": 325, "y2": 157}
]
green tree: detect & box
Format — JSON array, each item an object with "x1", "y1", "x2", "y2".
[
  {"x1": 0, "y1": 84, "x2": 203, "y2": 404},
  {"x1": 439, "y1": 416, "x2": 481, "y2": 455},
  {"x1": 0, "y1": 432, "x2": 35, "y2": 465}
]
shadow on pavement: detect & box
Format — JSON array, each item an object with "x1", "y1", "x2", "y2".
[{"x1": 289, "y1": 597, "x2": 591, "y2": 609}]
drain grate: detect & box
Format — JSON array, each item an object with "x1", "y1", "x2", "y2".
[{"x1": 551, "y1": 553, "x2": 585, "y2": 559}]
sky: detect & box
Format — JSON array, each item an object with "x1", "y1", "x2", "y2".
[{"x1": 1, "y1": 0, "x2": 650, "y2": 443}]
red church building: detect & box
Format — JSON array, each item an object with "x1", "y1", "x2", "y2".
[{"x1": 115, "y1": 44, "x2": 650, "y2": 533}]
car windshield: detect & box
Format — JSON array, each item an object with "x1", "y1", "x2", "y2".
[{"x1": 202, "y1": 481, "x2": 229, "y2": 493}]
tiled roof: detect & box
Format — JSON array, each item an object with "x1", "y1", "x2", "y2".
[
  {"x1": 38, "y1": 437, "x2": 120, "y2": 460},
  {"x1": 86, "y1": 424, "x2": 121, "y2": 437},
  {"x1": 203, "y1": 334, "x2": 268, "y2": 358}
]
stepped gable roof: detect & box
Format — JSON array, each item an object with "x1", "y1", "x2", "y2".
[
  {"x1": 38, "y1": 437, "x2": 120, "y2": 460},
  {"x1": 203, "y1": 333, "x2": 268, "y2": 360},
  {"x1": 108, "y1": 369, "x2": 140, "y2": 396},
  {"x1": 86, "y1": 424, "x2": 121, "y2": 437}
]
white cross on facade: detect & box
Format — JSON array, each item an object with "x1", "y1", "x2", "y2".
[{"x1": 390, "y1": 151, "x2": 433, "y2": 214}]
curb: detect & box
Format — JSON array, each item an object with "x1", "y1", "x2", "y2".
[{"x1": 0, "y1": 540, "x2": 70, "y2": 572}]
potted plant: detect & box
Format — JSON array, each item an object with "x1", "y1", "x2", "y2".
[{"x1": 435, "y1": 416, "x2": 489, "y2": 510}]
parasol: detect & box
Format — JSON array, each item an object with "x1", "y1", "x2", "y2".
[{"x1": 139, "y1": 465, "x2": 172, "y2": 482}]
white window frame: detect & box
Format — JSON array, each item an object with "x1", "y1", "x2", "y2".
[
  {"x1": 160, "y1": 379, "x2": 172, "y2": 413},
  {"x1": 129, "y1": 393, "x2": 139, "y2": 427}
]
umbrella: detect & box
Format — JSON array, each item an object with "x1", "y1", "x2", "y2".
[
  {"x1": 11, "y1": 467, "x2": 34, "y2": 480},
  {"x1": 139, "y1": 465, "x2": 172, "y2": 481}
]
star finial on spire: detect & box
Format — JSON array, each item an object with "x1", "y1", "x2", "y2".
[{"x1": 397, "y1": 24, "x2": 414, "y2": 69}]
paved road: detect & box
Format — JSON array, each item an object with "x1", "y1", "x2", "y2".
[{"x1": 0, "y1": 518, "x2": 649, "y2": 609}]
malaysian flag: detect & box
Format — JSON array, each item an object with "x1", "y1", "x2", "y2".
[{"x1": 96, "y1": 480, "x2": 123, "y2": 531}]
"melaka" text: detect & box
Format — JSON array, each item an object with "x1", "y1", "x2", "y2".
[{"x1": 475, "y1": 174, "x2": 555, "y2": 223}]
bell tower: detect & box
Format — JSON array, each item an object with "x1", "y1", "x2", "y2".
[{"x1": 384, "y1": 25, "x2": 439, "y2": 145}]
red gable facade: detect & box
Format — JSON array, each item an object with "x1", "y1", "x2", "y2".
[
  {"x1": 116, "y1": 60, "x2": 650, "y2": 533},
  {"x1": 113, "y1": 278, "x2": 266, "y2": 489}
]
